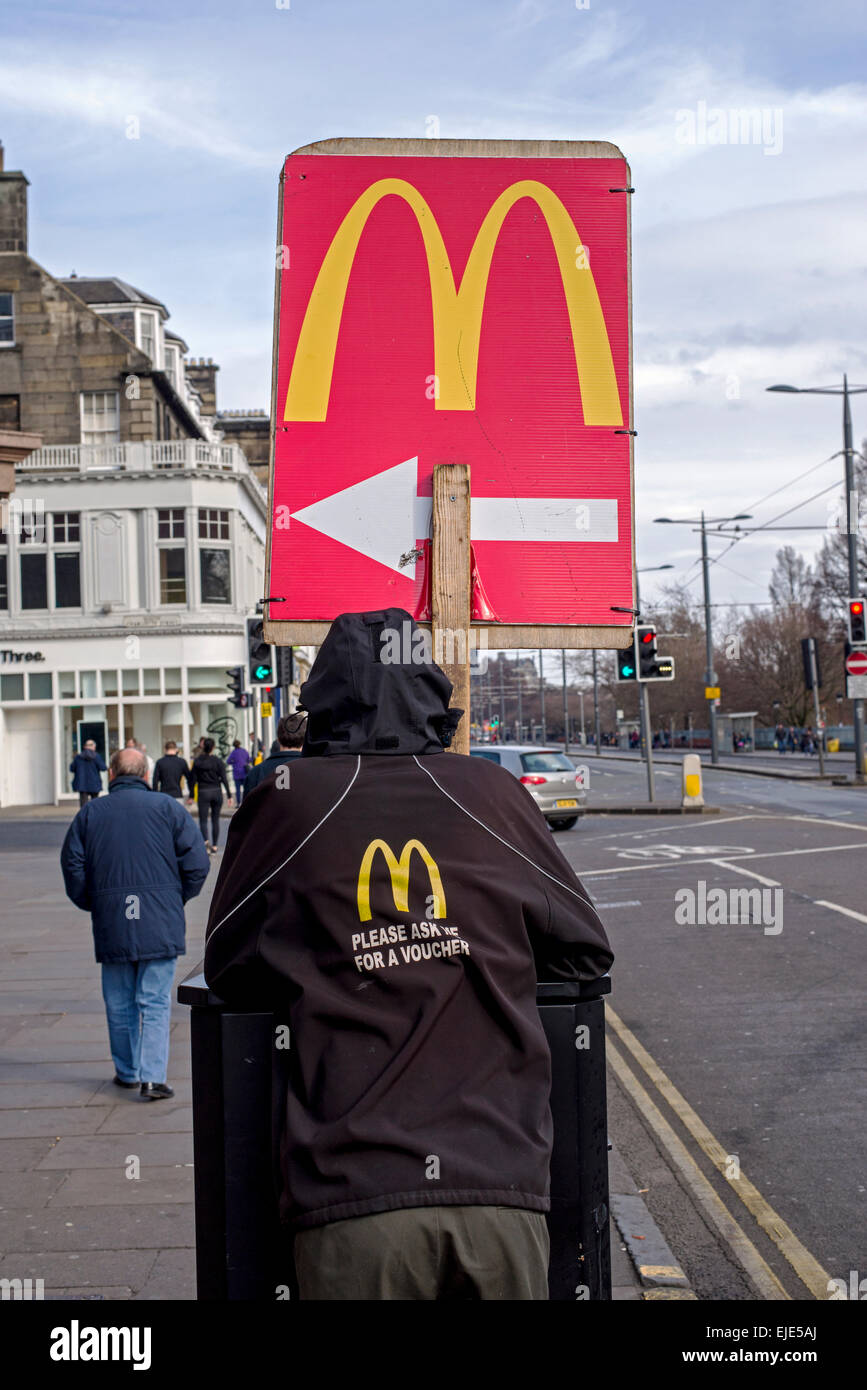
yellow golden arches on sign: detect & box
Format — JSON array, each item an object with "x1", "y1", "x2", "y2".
[
  {"x1": 284, "y1": 177, "x2": 623, "y2": 426},
  {"x1": 357, "y1": 838, "x2": 447, "y2": 923}
]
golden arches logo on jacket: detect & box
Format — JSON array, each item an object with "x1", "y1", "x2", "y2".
[
  {"x1": 284, "y1": 177, "x2": 622, "y2": 427},
  {"x1": 357, "y1": 838, "x2": 447, "y2": 922}
]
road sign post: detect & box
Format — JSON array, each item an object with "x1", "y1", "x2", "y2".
[{"x1": 432, "y1": 464, "x2": 471, "y2": 755}]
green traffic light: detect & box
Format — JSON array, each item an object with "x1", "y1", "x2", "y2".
[
  {"x1": 255, "y1": 665, "x2": 272, "y2": 680},
  {"x1": 622, "y1": 663, "x2": 635, "y2": 677}
]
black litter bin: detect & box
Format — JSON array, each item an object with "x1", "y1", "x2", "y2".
[{"x1": 178, "y1": 969, "x2": 611, "y2": 1301}]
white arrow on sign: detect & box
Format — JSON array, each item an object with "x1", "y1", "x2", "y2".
[{"x1": 290, "y1": 457, "x2": 619, "y2": 576}]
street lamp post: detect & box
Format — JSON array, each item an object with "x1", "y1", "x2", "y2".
[
  {"x1": 768, "y1": 377, "x2": 867, "y2": 783},
  {"x1": 561, "y1": 649, "x2": 570, "y2": 753},
  {"x1": 592, "y1": 649, "x2": 601, "y2": 754},
  {"x1": 654, "y1": 517, "x2": 751, "y2": 765}
]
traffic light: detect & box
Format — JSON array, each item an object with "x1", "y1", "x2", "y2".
[
  {"x1": 636, "y1": 625, "x2": 658, "y2": 680},
  {"x1": 848, "y1": 598, "x2": 866, "y2": 646},
  {"x1": 226, "y1": 666, "x2": 248, "y2": 708},
  {"x1": 490, "y1": 715, "x2": 500, "y2": 728},
  {"x1": 617, "y1": 642, "x2": 637, "y2": 682},
  {"x1": 275, "y1": 646, "x2": 294, "y2": 688},
  {"x1": 633, "y1": 625, "x2": 675, "y2": 682},
  {"x1": 246, "y1": 616, "x2": 274, "y2": 685}
]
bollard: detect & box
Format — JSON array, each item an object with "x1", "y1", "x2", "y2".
[
  {"x1": 179, "y1": 969, "x2": 611, "y2": 1301},
  {"x1": 682, "y1": 752, "x2": 704, "y2": 808}
]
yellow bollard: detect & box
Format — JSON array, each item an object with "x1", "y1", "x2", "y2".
[{"x1": 682, "y1": 753, "x2": 704, "y2": 808}]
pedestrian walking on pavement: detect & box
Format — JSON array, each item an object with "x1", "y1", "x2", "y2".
[
  {"x1": 153, "y1": 741, "x2": 191, "y2": 799},
  {"x1": 775, "y1": 721, "x2": 786, "y2": 754},
  {"x1": 60, "y1": 746, "x2": 209, "y2": 1100},
  {"x1": 226, "y1": 739, "x2": 251, "y2": 804},
  {"x1": 187, "y1": 737, "x2": 232, "y2": 854},
  {"x1": 69, "y1": 740, "x2": 106, "y2": 807},
  {"x1": 243, "y1": 713, "x2": 306, "y2": 795},
  {"x1": 205, "y1": 608, "x2": 613, "y2": 1301}
]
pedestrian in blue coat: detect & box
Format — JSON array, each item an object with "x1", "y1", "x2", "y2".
[
  {"x1": 69, "y1": 739, "x2": 107, "y2": 807},
  {"x1": 60, "y1": 747, "x2": 210, "y2": 1100}
]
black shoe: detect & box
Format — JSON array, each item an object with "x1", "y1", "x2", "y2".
[
  {"x1": 140, "y1": 1082, "x2": 174, "y2": 1101},
  {"x1": 113, "y1": 1075, "x2": 139, "y2": 1089}
]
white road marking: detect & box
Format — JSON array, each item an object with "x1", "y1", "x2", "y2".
[
  {"x1": 721, "y1": 842, "x2": 867, "y2": 864},
  {"x1": 709, "y1": 859, "x2": 781, "y2": 888},
  {"x1": 812, "y1": 900, "x2": 867, "y2": 925}
]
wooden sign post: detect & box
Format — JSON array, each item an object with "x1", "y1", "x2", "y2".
[{"x1": 431, "y1": 464, "x2": 471, "y2": 755}]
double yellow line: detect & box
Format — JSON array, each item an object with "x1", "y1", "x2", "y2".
[{"x1": 607, "y1": 1007, "x2": 832, "y2": 1301}]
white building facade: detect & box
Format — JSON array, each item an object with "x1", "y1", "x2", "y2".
[{"x1": 0, "y1": 441, "x2": 281, "y2": 807}]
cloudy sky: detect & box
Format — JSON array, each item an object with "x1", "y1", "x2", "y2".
[{"x1": 2, "y1": 0, "x2": 866, "y2": 612}]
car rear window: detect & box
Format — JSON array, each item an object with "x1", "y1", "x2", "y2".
[
  {"x1": 520, "y1": 753, "x2": 575, "y2": 773},
  {"x1": 470, "y1": 750, "x2": 502, "y2": 763}
]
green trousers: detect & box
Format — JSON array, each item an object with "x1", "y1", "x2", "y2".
[{"x1": 293, "y1": 1204, "x2": 550, "y2": 1301}]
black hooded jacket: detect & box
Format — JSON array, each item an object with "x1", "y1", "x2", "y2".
[{"x1": 204, "y1": 609, "x2": 613, "y2": 1232}]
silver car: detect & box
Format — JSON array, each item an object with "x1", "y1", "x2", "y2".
[{"x1": 469, "y1": 745, "x2": 586, "y2": 829}]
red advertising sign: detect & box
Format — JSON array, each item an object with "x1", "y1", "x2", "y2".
[{"x1": 266, "y1": 139, "x2": 634, "y2": 645}]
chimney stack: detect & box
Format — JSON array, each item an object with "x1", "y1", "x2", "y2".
[{"x1": 0, "y1": 146, "x2": 29, "y2": 254}]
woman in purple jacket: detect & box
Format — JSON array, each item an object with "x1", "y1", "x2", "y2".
[{"x1": 226, "y1": 740, "x2": 251, "y2": 804}]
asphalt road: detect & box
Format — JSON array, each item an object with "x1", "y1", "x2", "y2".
[{"x1": 552, "y1": 759, "x2": 867, "y2": 1300}]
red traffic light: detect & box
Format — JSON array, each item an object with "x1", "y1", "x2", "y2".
[
  {"x1": 851, "y1": 601, "x2": 864, "y2": 616},
  {"x1": 640, "y1": 630, "x2": 655, "y2": 644}
]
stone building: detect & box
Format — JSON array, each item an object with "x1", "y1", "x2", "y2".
[{"x1": 0, "y1": 149, "x2": 307, "y2": 806}]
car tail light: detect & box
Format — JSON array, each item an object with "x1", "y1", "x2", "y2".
[{"x1": 520, "y1": 775, "x2": 548, "y2": 785}]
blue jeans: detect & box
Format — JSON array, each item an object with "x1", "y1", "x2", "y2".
[{"x1": 101, "y1": 958, "x2": 177, "y2": 1084}]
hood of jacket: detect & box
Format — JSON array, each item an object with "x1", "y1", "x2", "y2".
[{"x1": 299, "y1": 608, "x2": 463, "y2": 757}]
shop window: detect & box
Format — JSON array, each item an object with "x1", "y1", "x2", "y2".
[
  {"x1": 188, "y1": 667, "x2": 224, "y2": 694},
  {"x1": 58, "y1": 671, "x2": 76, "y2": 698},
  {"x1": 159, "y1": 548, "x2": 186, "y2": 604},
  {"x1": 200, "y1": 548, "x2": 231, "y2": 604},
  {"x1": 29, "y1": 672, "x2": 52, "y2": 700},
  {"x1": 20, "y1": 552, "x2": 47, "y2": 609},
  {"x1": 143, "y1": 669, "x2": 161, "y2": 694},
  {"x1": 164, "y1": 667, "x2": 181, "y2": 694},
  {"x1": 122, "y1": 669, "x2": 140, "y2": 695},
  {"x1": 80, "y1": 671, "x2": 98, "y2": 699},
  {"x1": 101, "y1": 670, "x2": 119, "y2": 696},
  {"x1": 1, "y1": 674, "x2": 25, "y2": 700},
  {"x1": 54, "y1": 553, "x2": 81, "y2": 608}
]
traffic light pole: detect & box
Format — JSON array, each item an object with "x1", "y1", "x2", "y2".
[
  {"x1": 640, "y1": 681, "x2": 656, "y2": 802},
  {"x1": 700, "y1": 513, "x2": 720, "y2": 765},
  {"x1": 806, "y1": 639, "x2": 826, "y2": 777},
  {"x1": 843, "y1": 378, "x2": 866, "y2": 783}
]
